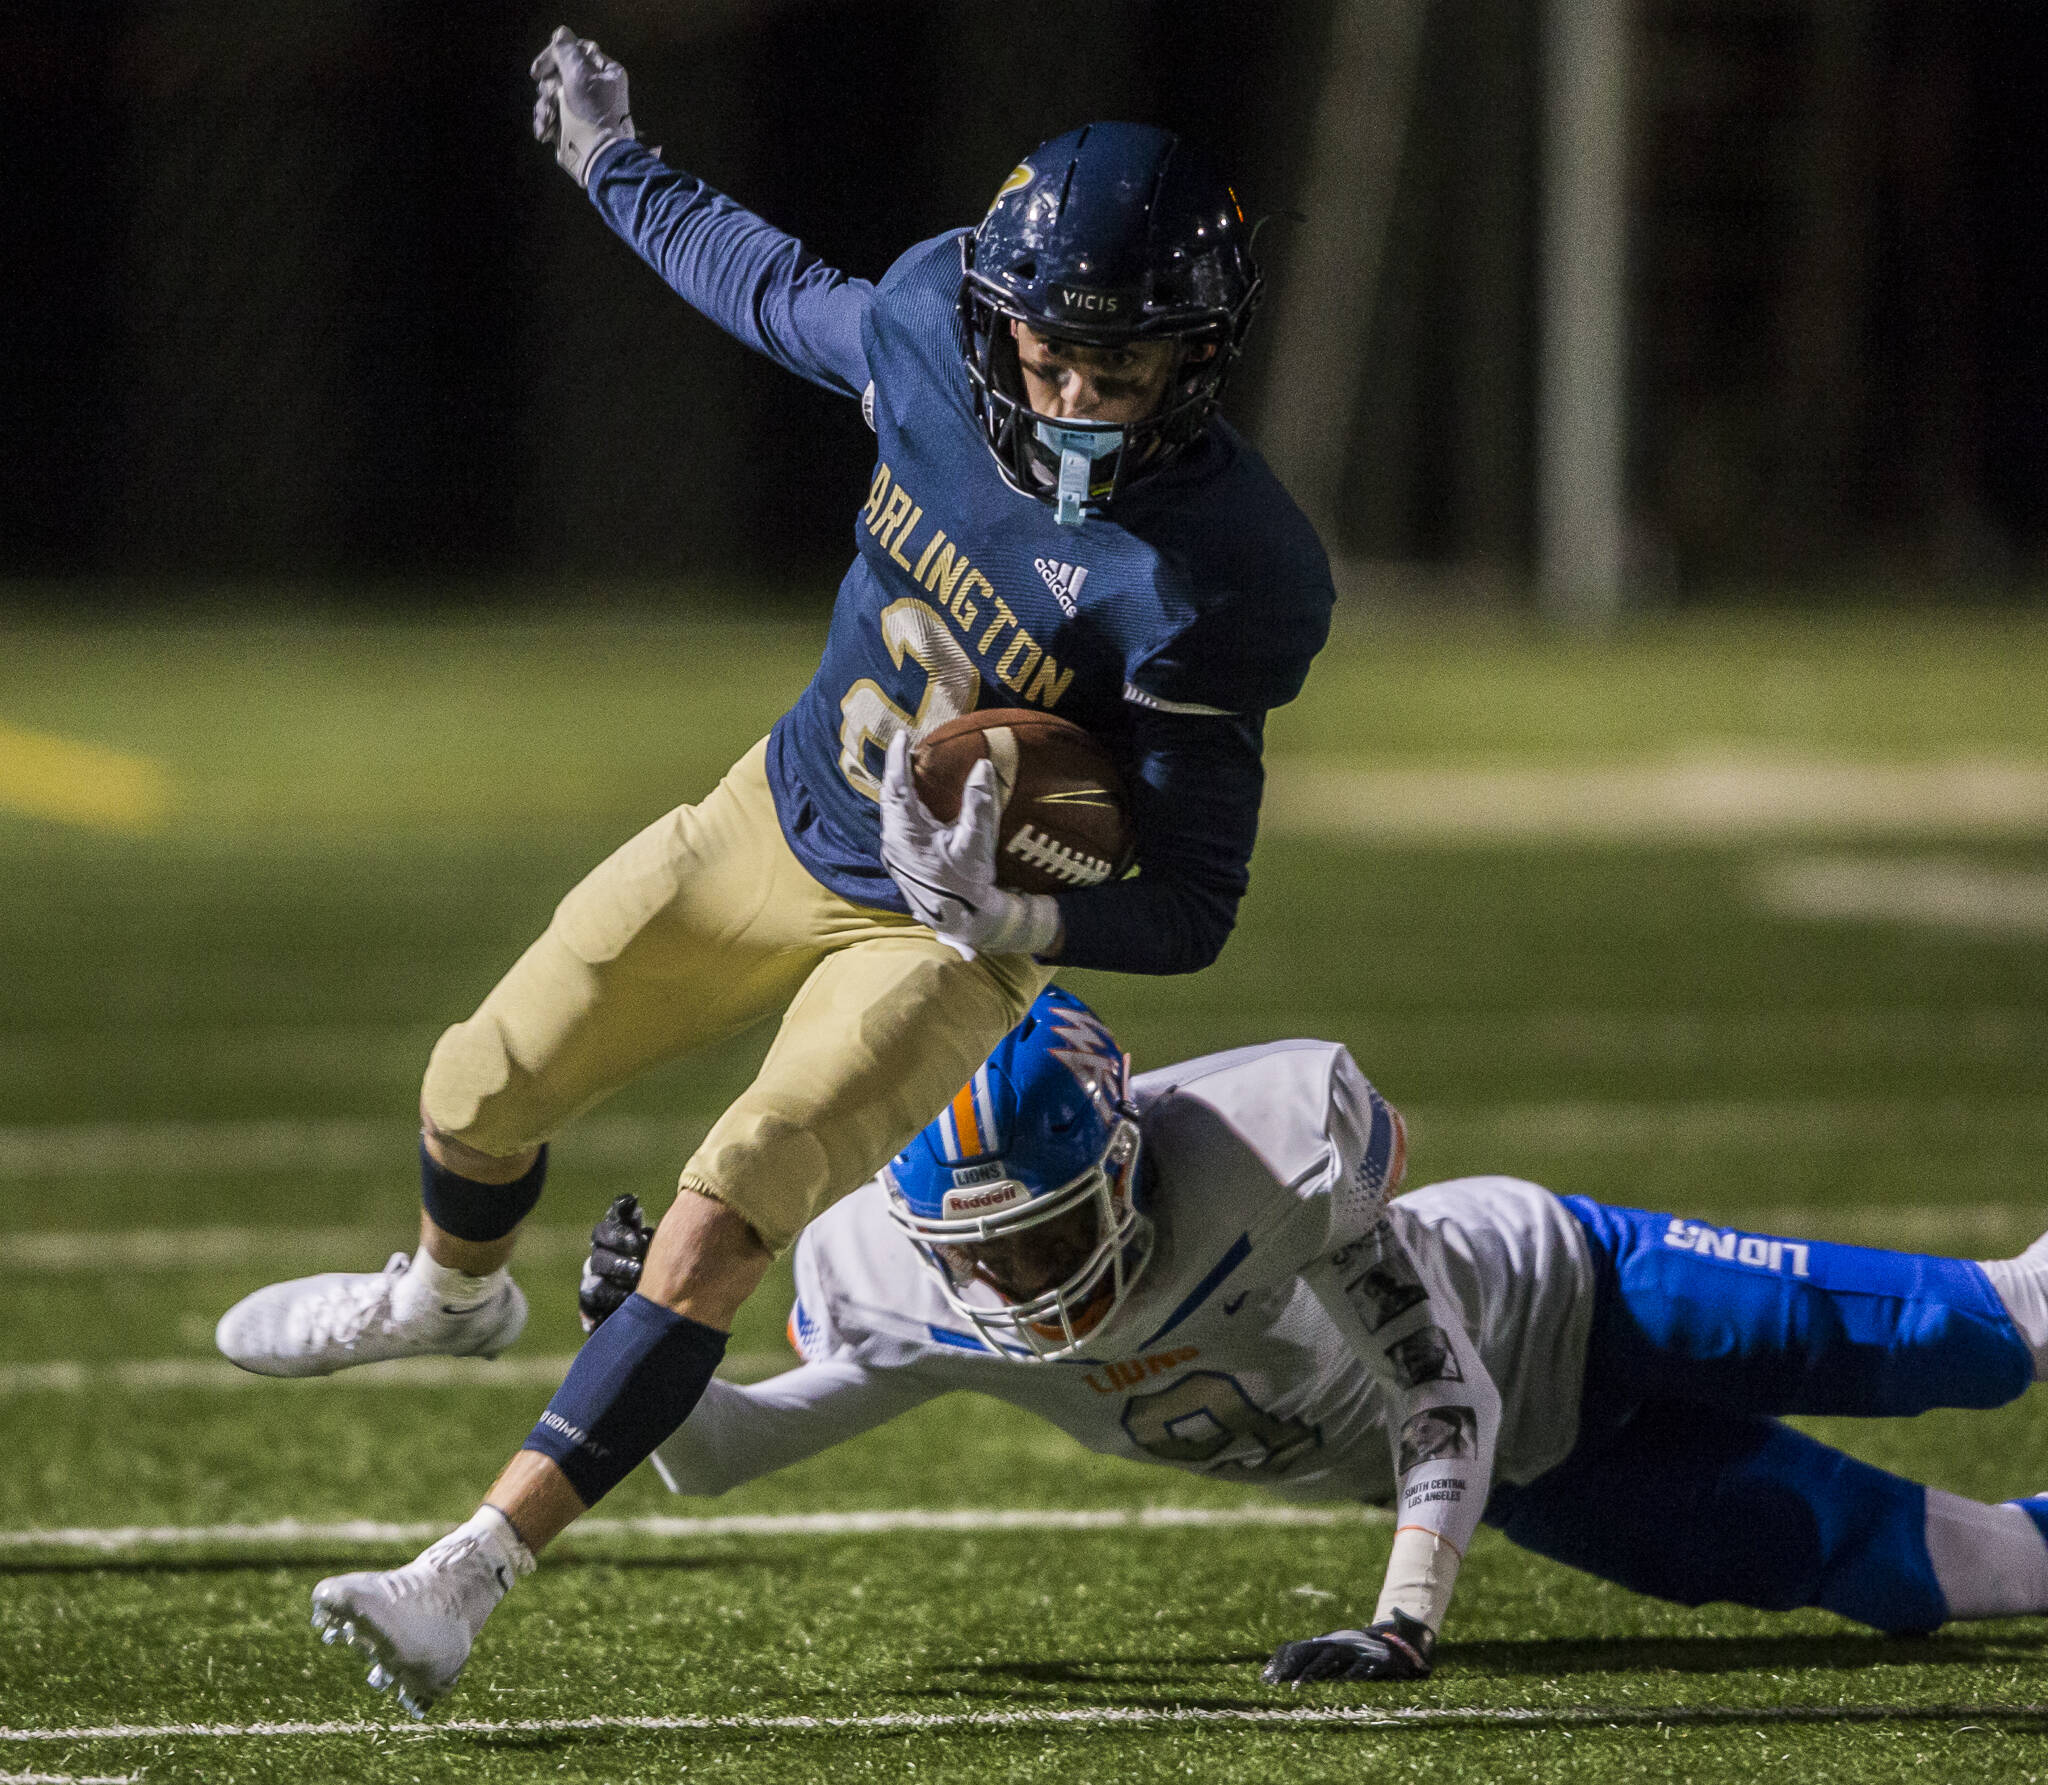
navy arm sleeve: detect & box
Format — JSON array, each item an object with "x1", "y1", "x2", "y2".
[
  {"x1": 1051, "y1": 569, "x2": 1329, "y2": 976},
  {"x1": 584, "y1": 140, "x2": 872, "y2": 399},
  {"x1": 1054, "y1": 708, "x2": 1264, "y2": 976}
]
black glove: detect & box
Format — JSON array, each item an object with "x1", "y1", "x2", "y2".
[
  {"x1": 578, "y1": 1193, "x2": 653, "y2": 1332},
  {"x1": 1262, "y1": 1609, "x2": 1436, "y2": 1685}
]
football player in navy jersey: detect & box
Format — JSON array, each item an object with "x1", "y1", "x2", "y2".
[{"x1": 215, "y1": 27, "x2": 1336, "y2": 1712}]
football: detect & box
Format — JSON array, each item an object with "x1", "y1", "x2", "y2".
[{"x1": 911, "y1": 710, "x2": 1135, "y2": 895}]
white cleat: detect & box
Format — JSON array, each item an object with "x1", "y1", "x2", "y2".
[
  {"x1": 310, "y1": 1513, "x2": 533, "y2": 1718},
  {"x1": 215, "y1": 1252, "x2": 527, "y2": 1378}
]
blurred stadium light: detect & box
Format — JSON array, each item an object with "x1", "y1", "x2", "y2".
[
  {"x1": 1256, "y1": 0, "x2": 1424, "y2": 544},
  {"x1": 1539, "y1": 0, "x2": 1629, "y2": 623}
]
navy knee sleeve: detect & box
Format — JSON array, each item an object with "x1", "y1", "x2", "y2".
[
  {"x1": 521, "y1": 1293, "x2": 727, "y2": 1507},
  {"x1": 420, "y1": 1139, "x2": 547, "y2": 1242}
]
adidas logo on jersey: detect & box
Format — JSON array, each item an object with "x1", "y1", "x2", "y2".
[{"x1": 1034, "y1": 557, "x2": 1089, "y2": 617}]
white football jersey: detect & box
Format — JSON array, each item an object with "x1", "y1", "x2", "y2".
[{"x1": 655, "y1": 1040, "x2": 1598, "y2": 1558}]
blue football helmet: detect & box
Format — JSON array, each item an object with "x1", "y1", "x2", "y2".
[
  {"x1": 883, "y1": 986, "x2": 1151, "y2": 1360},
  {"x1": 960, "y1": 122, "x2": 1264, "y2": 524}
]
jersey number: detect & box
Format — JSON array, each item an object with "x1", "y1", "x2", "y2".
[
  {"x1": 1121, "y1": 1370, "x2": 1320, "y2": 1480},
  {"x1": 838, "y1": 597, "x2": 979, "y2": 800}
]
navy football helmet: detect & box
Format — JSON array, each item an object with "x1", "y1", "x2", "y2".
[
  {"x1": 883, "y1": 986, "x2": 1151, "y2": 1360},
  {"x1": 961, "y1": 122, "x2": 1263, "y2": 524}
]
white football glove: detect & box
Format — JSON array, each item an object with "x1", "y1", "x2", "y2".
[
  {"x1": 879, "y1": 732, "x2": 1061, "y2": 963},
  {"x1": 531, "y1": 25, "x2": 636, "y2": 188}
]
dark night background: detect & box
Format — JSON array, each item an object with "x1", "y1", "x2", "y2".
[{"x1": 7, "y1": 1, "x2": 2046, "y2": 602}]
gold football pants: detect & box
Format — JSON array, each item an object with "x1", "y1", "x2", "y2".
[{"x1": 419, "y1": 739, "x2": 1053, "y2": 1252}]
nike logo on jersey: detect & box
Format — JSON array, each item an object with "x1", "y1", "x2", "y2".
[
  {"x1": 1034, "y1": 557, "x2": 1089, "y2": 617},
  {"x1": 1222, "y1": 1292, "x2": 1250, "y2": 1315}
]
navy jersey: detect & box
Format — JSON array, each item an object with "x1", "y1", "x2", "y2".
[{"x1": 587, "y1": 143, "x2": 1334, "y2": 974}]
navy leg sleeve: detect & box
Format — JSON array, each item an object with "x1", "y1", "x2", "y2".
[
  {"x1": 1485, "y1": 1400, "x2": 1945, "y2": 1634},
  {"x1": 521, "y1": 1293, "x2": 728, "y2": 1507},
  {"x1": 420, "y1": 1139, "x2": 547, "y2": 1243},
  {"x1": 1563, "y1": 1196, "x2": 2032, "y2": 1420}
]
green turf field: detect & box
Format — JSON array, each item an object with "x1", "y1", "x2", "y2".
[{"x1": 3, "y1": 606, "x2": 2047, "y2": 1782}]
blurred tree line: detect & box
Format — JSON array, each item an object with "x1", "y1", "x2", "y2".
[{"x1": 5, "y1": 0, "x2": 2042, "y2": 602}]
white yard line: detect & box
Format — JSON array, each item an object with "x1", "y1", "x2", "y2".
[
  {"x1": 1422, "y1": 1101, "x2": 2048, "y2": 1153},
  {"x1": 1756, "y1": 856, "x2": 2048, "y2": 938},
  {"x1": 1342, "y1": 1007, "x2": 2048, "y2": 1060},
  {"x1": 1, "y1": 1198, "x2": 2035, "y2": 1397},
  {"x1": 3, "y1": 1097, "x2": 2046, "y2": 1197},
  {"x1": 10, "y1": 1007, "x2": 2045, "y2": 1059},
  {"x1": 0, "y1": 1226, "x2": 592, "y2": 1273},
  {"x1": 1266, "y1": 754, "x2": 2048, "y2": 843},
  {"x1": 0, "y1": 1702, "x2": 2034, "y2": 1743},
  {"x1": 1712, "y1": 1204, "x2": 2042, "y2": 1249},
  {"x1": 0, "y1": 1505, "x2": 1384, "y2": 1554},
  {"x1": 6, "y1": 1193, "x2": 2032, "y2": 1394},
  {"x1": 0, "y1": 1353, "x2": 790, "y2": 1398},
  {"x1": 0, "y1": 1773, "x2": 143, "y2": 1783},
  {"x1": 3, "y1": 1195, "x2": 2038, "y2": 1281},
  {"x1": 0, "y1": 1115, "x2": 706, "y2": 1182}
]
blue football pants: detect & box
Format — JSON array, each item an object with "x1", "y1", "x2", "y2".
[{"x1": 1482, "y1": 1199, "x2": 2035, "y2": 1632}]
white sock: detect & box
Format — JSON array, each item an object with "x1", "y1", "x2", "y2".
[
  {"x1": 419, "y1": 1507, "x2": 535, "y2": 1633},
  {"x1": 391, "y1": 1249, "x2": 508, "y2": 1322},
  {"x1": 451, "y1": 1505, "x2": 534, "y2": 1576},
  {"x1": 1979, "y1": 1231, "x2": 2048, "y2": 1380},
  {"x1": 1924, "y1": 1488, "x2": 2048, "y2": 1620}
]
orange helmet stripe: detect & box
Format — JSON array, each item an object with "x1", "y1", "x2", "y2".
[{"x1": 950, "y1": 1082, "x2": 984, "y2": 1158}]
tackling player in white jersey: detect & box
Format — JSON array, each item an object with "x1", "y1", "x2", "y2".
[{"x1": 314, "y1": 988, "x2": 2048, "y2": 1699}]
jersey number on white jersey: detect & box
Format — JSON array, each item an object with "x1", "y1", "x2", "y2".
[{"x1": 1121, "y1": 1370, "x2": 1321, "y2": 1480}]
